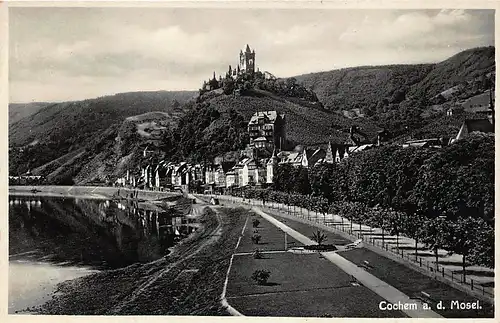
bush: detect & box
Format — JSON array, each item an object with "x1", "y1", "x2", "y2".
[
  {"x1": 251, "y1": 233, "x2": 262, "y2": 244},
  {"x1": 251, "y1": 270, "x2": 271, "y2": 285},
  {"x1": 253, "y1": 249, "x2": 263, "y2": 259},
  {"x1": 252, "y1": 219, "x2": 260, "y2": 228}
]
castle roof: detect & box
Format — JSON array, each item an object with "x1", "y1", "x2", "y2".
[{"x1": 248, "y1": 111, "x2": 279, "y2": 125}]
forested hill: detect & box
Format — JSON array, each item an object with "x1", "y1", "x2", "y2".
[
  {"x1": 295, "y1": 46, "x2": 495, "y2": 113},
  {"x1": 9, "y1": 90, "x2": 197, "y2": 147}
]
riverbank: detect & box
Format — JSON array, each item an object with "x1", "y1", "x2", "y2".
[
  {"x1": 9, "y1": 185, "x2": 182, "y2": 201},
  {"x1": 9, "y1": 261, "x2": 98, "y2": 314},
  {"x1": 30, "y1": 204, "x2": 249, "y2": 315}
]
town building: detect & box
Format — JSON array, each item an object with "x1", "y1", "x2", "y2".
[
  {"x1": 266, "y1": 149, "x2": 278, "y2": 184},
  {"x1": 247, "y1": 111, "x2": 286, "y2": 152},
  {"x1": 451, "y1": 118, "x2": 494, "y2": 144},
  {"x1": 402, "y1": 138, "x2": 444, "y2": 149}
]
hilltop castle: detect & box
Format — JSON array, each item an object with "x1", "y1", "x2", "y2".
[{"x1": 202, "y1": 44, "x2": 259, "y2": 92}]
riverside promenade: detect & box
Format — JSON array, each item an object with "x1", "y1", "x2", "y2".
[
  {"x1": 197, "y1": 194, "x2": 494, "y2": 318},
  {"x1": 209, "y1": 194, "x2": 494, "y2": 300},
  {"x1": 253, "y1": 207, "x2": 442, "y2": 318}
]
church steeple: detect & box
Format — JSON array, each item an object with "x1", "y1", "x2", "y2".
[
  {"x1": 335, "y1": 148, "x2": 341, "y2": 163},
  {"x1": 246, "y1": 44, "x2": 251, "y2": 53},
  {"x1": 325, "y1": 141, "x2": 334, "y2": 164}
]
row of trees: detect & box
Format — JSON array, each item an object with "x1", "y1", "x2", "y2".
[{"x1": 232, "y1": 134, "x2": 494, "y2": 280}]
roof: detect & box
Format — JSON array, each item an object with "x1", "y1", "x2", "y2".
[
  {"x1": 248, "y1": 111, "x2": 278, "y2": 125},
  {"x1": 402, "y1": 142, "x2": 430, "y2": 148},
  {"x1": 348, "y1": 144, "x2": 374, "y2": 153},
  {"x1": 465, "y1": 106, "x2": 493, "y2": 114},
  {"x1": 278, "y1": 151, "x2": 303, "y2": 164},
  {"x1": 404, "y1": 138, "x2": 440, "y2": 144},
  {"x1": 464, "y1": 119, "x2": 494, "y2": 133},
  {"x1": 308, "y1": 147, "x2": 326, "y2": 166},
  {"x1": 218, "y1": 161, "x2": 236, "y2": 173}
]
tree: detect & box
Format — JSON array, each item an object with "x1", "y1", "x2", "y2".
[
  {"x1": 294, "y1": 167, "x2": 311, "y2": 195},
  {"x1": 223, "y1": 77, "x2": 235, "y2": 95},
  {"x1": 420, "y1": 216, "x2": 450, "y2": 272},
  {"x1": 446, "y1": 217, "x2": 492, "y2": 281},
  {"x1": 273, "y1": 164, "x2": 295, "y2": 193},
  {"x1": 411, "y1": 134, "x2": 494, "y2": 224},
  {"x1": 400, "y1": 212, "x2": 427, "y2": 261}
]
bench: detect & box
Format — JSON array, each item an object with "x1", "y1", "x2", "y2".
[
  {"x1": 359, "y1": 260, "x2": 374, "y2": 270},
  {"x1": 411, "y1": 291, "x2": 437, "y2": 306}
]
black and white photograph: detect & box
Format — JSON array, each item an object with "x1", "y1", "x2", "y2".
[{"x1": 5, "y1": 1, "x2": 496, "y2": 319}]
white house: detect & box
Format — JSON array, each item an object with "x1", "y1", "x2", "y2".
[{"x1": 266, "y1": 149, "x2": 278, "y2": 184}]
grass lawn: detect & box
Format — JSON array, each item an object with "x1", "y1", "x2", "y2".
[
  {"x1": 236, "y1": 212, "x2": 303, "y2": 253},
  {"x1": 227, "y1": 253, "x2": 404, "y2": 317},
  {"x1": 267, "y1": 211, "x2": 494, "y2": 318}
]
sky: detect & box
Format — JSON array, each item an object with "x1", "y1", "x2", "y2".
[{"x1": 9, "y1": 7, "x2": 495, "y2": 103}]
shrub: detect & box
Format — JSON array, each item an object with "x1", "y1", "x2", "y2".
[
  {"x1": 251, "y1": 270, "x2": 271, "y2": 285},
  {"x1": 253, "y1": 249, "x2": 264, "y2": 259},
  {"x1": 251, "y1": 233, "x2": 262, "y2": 244}
]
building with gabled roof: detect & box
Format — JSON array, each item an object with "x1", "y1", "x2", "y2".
[
  {"x1": 451, "y1": 118, "x2": 494, "y2": 144},
  {"x1": 248, "y1": 110, "x2": 286, "y2": 152}
]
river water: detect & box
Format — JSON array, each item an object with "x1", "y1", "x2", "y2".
[{"x1": 8, "y1": 196, "x2": 197, "y2": 313}]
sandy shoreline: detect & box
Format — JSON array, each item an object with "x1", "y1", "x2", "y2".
[
  {"x1": 9, "y1": 261, "x2": 98, "y2": 314},
  {"x1": 9, "y1": 185, "x2": 182, "y2": 201}
]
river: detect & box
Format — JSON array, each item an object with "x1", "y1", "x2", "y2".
[{"x1": 8, "y1": 195, "x2": 197, "y2": 313}]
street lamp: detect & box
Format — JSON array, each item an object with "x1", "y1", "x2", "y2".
[{"x1": 279, "y1": 228, "x2": 288, "y2": 251}]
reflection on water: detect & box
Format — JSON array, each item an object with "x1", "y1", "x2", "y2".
[{"x1": 9, "y1": 196, "x2": 197, "y2": 269}]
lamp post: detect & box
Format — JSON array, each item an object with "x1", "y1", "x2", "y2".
[{"x1": 279, "y1": 228, "x2": 288, "y2": 251}]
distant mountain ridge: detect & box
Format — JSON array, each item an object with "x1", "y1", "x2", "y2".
[
  {"x1": 295, "y1": 46, "x2": 495, "y2": 113},
  {"x1": 9, "y1": 90, "x2": 197, "y2": 147},
  {"x1": 9, "y1": 102, "x2": 53, "y2": 124}
]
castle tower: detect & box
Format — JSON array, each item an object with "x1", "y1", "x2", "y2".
[{"x1": 239, "y1": 44, "x2": 255, "y2": 74}]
